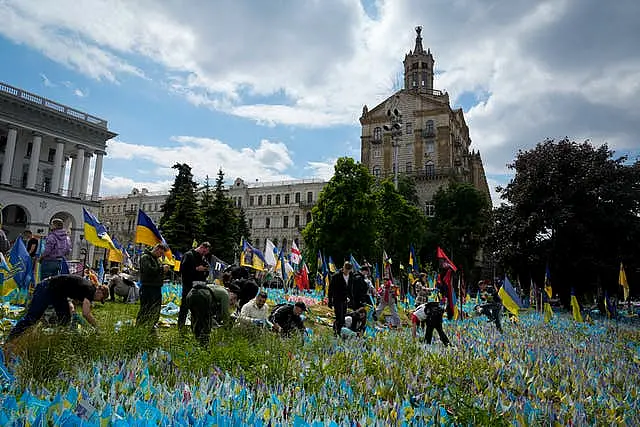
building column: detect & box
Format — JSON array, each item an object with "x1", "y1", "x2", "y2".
[
  {"x1": 68, "y1": 154, "x2": 78, "y2": 196},
  {"x1": 50, "y1": 139, "x2": 65, "y2": 194},
  {"x1": 0, "y1": 127, "x2": 17, "y2": 185},
  {"x1": 71, "y1": 146, "x2": 85, "y2": 198},
  {"x1": 26, "y1": 133, "x2": 42, "y2": 190},
  {"x1": 91, "y1": 151, "x2": 104, "y2": 201},
  {"x1": 58, "y1": 157, "x2": 68, "y2": 194},
  {"x1": 80, "y1": 151, "x2": 92, "y2": 199}
]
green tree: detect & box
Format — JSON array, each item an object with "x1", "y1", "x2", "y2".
[
  {"x1": 159, "y1": 163, "x2": 202, "y2": 254},
  {"x1": 376, "y1": 179, "x2": 427, "y2": 273},
  {"x1": 236, "y1": 208, "x2": 251, "y2": 244},
  {"x1": 396, "y1": 174, "x2": 420, "y2": 207},
  {"x1": 424, "y1": 182, "x2": 491, "y2": 283},
  {"x1": 492, "y1": 138, "x2": 640, "y2": 301},
  {"x1": 303, "y1": 157, "x2": 380, "y2": 264},
  {"x1": 201, "y1": 169, "x2": 241, "y2": 263}
]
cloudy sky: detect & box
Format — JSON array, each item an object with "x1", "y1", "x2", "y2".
[{"x1": 1, "y1": 0, "x2": 638, "y2": 204}]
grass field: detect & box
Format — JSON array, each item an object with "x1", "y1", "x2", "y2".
[{"x1": 2, "y1": 298, "x2": 640, "y2": 425}]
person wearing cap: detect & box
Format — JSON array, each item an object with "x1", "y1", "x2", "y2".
[
  {"x1": 39, "y1": 218, "x2": 72, "y2": 280},
  {"x1": 328, "y1": 261, "x2": 354, "y2": 336},
  {"x1": 136, "y1": 243, "x2": 170, "y2": 329},
  {"x1": 269, "y1": 302, "x2": 306, "y2": 336},
  {"x1": 5, "y1": 275, "x2": 109, "y2": 343},
  {"x1": 178, "y1": 242, "x2": 211, "y2": 330}
]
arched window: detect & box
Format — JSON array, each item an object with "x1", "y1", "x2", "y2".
[
  {"x1": 373, "y1": 127, "x2": 382, "y2": 141},
  {"x1": 306, "y1": 212, "x2": 312, "y2": 224},
  {"x1": 425, "y1": 161, "x2": 435, "y2": 177}
]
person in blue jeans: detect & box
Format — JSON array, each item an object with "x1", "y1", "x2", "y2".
[
  {"x1": 39, "y1": 218, "x2": 72, "y2": 280},
  {"x1": 4, "y1": 275, "x2": 109, "y2": 344}
]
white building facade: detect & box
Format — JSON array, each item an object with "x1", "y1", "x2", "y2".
[
  {"x1": 228, "y1": 178, "x2": 327, "y2": 252},
  {"x1": 0, "y1": 82, "x2": 116, "y2": 260}
]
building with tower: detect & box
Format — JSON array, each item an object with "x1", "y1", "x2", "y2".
[
  {"x1": 0, "y1": 82, "x2": 116, "y2": 261},
  {"x1": 359, "y1": 26, "x2": 489, "y2": 214}
]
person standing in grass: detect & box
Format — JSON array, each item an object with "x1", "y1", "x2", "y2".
[
  {"x1": 39, "y1": 218, "x2": 72, "y2": 280},
  {"x1": 178, "y1": 242, "x2": 211, "y2": 331},
  {"x1": 328, "y1": 261, "x2": 353, "y2": 336},
  {"x1": 4, "y1": 275, "x2": 109, "y2": 344},
  {"x1": 411, "y1": 302, "x2": 450, "y2": 346},
  {"x1": 135, "y1": 243, "x2": 169, "y2": 329}
]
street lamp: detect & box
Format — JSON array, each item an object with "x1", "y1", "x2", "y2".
[{"x1": 384, "y1": 108, "x2": 403, "y2": 190}]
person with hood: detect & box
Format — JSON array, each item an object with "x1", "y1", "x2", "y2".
[
  {"x1": 39, "y1": 218, "x2": 72, "y2": 280},
  {"x1": 135, "y1": 243, "x2": 169, "y2": 329}
]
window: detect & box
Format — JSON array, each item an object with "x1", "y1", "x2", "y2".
[
  {"x1": 248, "y1": 218, "x2": 253, "y2": 228},
  {"x1": 275, "y1": 194, "x2": 281, "y2": 205},
  {"x1": 283, "y1": 216, "x2": 289, "y2": 228},
  {"x1": 424, "y1": 120, "x2": 435, "y2": 136},
  {"x1": 295, "y1": 192, "x2": 300, "y2": 203},
  {"x1": 373, "y1": 166, "x2": 381, "y2": 177},
  {"x1": 254, "y1": 238, "x2": 260, "y2": 248},
  {"x1": 267, "y1": 195, "x2": 272, "y2": 206},
  {"x1": 373, "y1": 127, "x2": 382, "y2": 141},
  {"x1": 392, "y1": 163, "x2": 396, "y2": 175},
  {"x1": 26, "y1": 143, "x2": 33, "y2": 158},
  {"x1": 155, "y1": 203, "x2": 159, "y2": 211},
  {"x1": 306, "y1": 212, "x2": 312, "y2": 224},
  {"x1": 237, "y1": 197, "x2": 242, "y2": 208},
  {"x1": 48, "y1": 148, "x2": 56, "y2": 163},
  {"x1": 421, "y1": 72, "x2": 427, "y2": 87},
  {"x1": 425, "y1": 140, "x2": 435, "y2": 154},
  {"x1": 294, "y1": 215, "x2": 300, "y2": 227},
  {"x1": 43, "y1": 176, "x2": 51, "y2": 192},
  {"x1": 406, "y1": 122, "x2": 413, "y2": 134},
  {"x1": 284, "y1": 194, "x2": 290, "y2": 204},
  {"x1": 282, "y1": 238, "x2": 288, "y2": 251},
  {"x1": 250, "y1": 196, "x2": 254, "y2": 206},
  {"x1": 307, "y1": 191, "x2": 313, "y2": 203},
  {"x1": 258, "y1": 195, "x2": 263, "y2": 206},
  {"x1": 425, "y1": 203, "x2": 436, "y2": 217},
  {"x1": 265, "y1": 217, "x2": 270, "y2": 229},
  {"x1": 372, "y1": 148, "x2": 382, "y2": 158},
  {"x1": 406, "y1": 162, "x2": 412, "y2": 174},
  {"x1": 425, "y1": 161, "x2": 435, "y2": 177}
]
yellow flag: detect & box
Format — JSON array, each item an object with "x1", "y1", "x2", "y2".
[
  {"x1": 570, "y1": 295, "x2": 583, "y2": 323},
  {"x1": 619, "y1": 263, "x2": 629, "y2": 301},
  {"x1": 543, "y1": 302, "x2": 553, "y2": 323}
]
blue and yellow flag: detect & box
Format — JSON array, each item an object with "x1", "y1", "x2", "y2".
[
  {"x1": 499, "y1": 276, "x2": 523, "y2": 318},
  {"x1": 349, "y1": 254, "x2": 361, "y2": 272},
  {"x1": 240, "y1": 238, "x2": 266, "y2": 271},
  {"x1": 83, "y1": 208, "x2": 118, "y2": 251},
  {"x1": 328, "y1": 256, "x2": 336, "y2": 274},
  {"x1": 544, "y1": 264, "x2": 552, "y2": 299},
  {"x1": 135, "y1": 210, "x2": 173, "y2": 261},
  {"x1": 408, "y1": 244, "x2": 419, "y2": 284},
  {"x1": 108, "y1": 236, "x2": 124, "y2": 263},
  {"x1": 0, "y1": 238, "x2": 33, "y2": 296}
]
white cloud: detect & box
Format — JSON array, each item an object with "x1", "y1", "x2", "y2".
[
  {"x1": 101, "y1": 175, "x2": 172, "y2": 195},
  {"x1": 73, "y1": 88, "x2": 86, "y2": 97},
  {"x1": 40, "y1": 73, "x2": 55, "y2": 87},
  {"x1": 3, "y1": 0, "x2": 639, "y2": 178},
  {"x1": 305, "y1": 159, "x2": 337, "y2": 181}
]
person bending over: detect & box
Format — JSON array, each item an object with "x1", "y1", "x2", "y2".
[
  {"x1": 411, "y1": 302, "x2": 450, "y2": 346},
  {"x1": 6, "y1": 275, "x2": 109, "y2": 343},
  {"x1": 269, "y1": 302, "x2": 307, "y2": 337}
]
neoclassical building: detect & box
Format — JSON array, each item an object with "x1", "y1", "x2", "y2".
[
  {"x1": 360, "y1": 26, "x2": 489, "y2": 214},
  {"x1": 228, "y1": 177, "x2": 327, "y2": 252},
  {"x1": 0, "y1": 82, "x2": 116, "y2": 260}
]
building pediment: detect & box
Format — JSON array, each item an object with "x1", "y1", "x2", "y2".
[{"x1": 360, "y1": 90, "x2": 450, "y2": 124}]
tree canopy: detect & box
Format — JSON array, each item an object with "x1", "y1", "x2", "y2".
[
  {"x1": 159, "y1": 163, "x2": 202, "y2": 254},
  {"x1": 488, "y1": 138, "x2": 640, "y2": 300}
]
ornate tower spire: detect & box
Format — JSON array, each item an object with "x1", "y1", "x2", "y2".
[{"x1": 403, "y1": 26, "x2": 435, "y2": 93}]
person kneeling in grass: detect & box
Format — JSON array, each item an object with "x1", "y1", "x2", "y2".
[
  {"x1": 5, "y1": 275, "x2": 109, "y2": 344},
  {"x1": 269, "y1": 302, "x2": 307, "y2": 337}
]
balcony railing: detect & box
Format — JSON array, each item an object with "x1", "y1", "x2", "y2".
[
  {"x1": 298, "y1": 200, "x2": 315, "y2": 208},
  {"x1": 0, "y1": 81, "x2": 108, "y2": 129},
  {"x1": 2, "y1": 178, "x2": 99, "y2": 201}
]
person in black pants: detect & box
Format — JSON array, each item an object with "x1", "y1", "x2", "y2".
[
  {"x1": 136, "y1": 243, "x2": 169, "y2": 329},
  {"x1": 228, "y1": 278, "x2": 259, "y2": 311},
  {"x1": 5, "y1": 275, "x2": 109, "y2": 343},
  {"x1": 421, "y1": 302, "x2": 450, "y2": 345},
  {"x1": 328, "y1": 261, "x2": 354, "y2": 336},
  {"x1": 178, "y1": 242, "x2": 211, "y2": 330},
  {"x1": 476, "y1": 281, "x2": 503, "y2": 333}
]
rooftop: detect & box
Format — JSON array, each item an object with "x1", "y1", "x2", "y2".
[{"x1": 0, "y1": 81, "x2": 109, "y2": 129}]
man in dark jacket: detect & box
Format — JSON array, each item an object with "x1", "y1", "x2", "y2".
[
  {"x1": 136, "y1": 243, "x2": 169, "y2": 329},
  {"x1": 328, "y1": 261, "x2": 353, "y2": 336},
  {"x1": 178, "y1": 242, "x2": 211, "y2": 330},
  {"x1": 269, "y1": 302, "x2": 306, "y2": 336},
  {"x1": 228, "y1": 278, "x2": 259, "y2": 310},
  {"x1": 476, "y1": 281, "x2": 503, "y2": 333},
  {"x1": 349, "y1": 268, "x2": 370, "y2": 310}
]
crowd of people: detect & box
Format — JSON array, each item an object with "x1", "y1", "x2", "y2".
[{"x1": 2, "y1": 222, "x2": 508, "y2": 354}]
